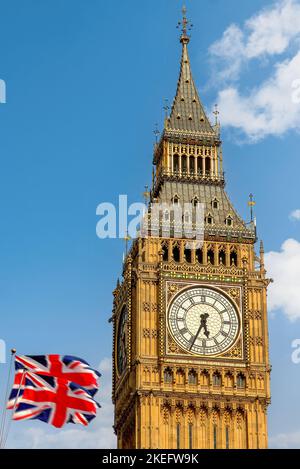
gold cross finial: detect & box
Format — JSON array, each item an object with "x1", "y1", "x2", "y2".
[
  {"x1": 182, "y1": 5, "x2": 187, "y2": 35},
  {"x1": 248, "y1": 193, "x2": 256, "y2": 221},
  {"x1": 176, "y1": 5, "x2": 193, "y2": 43}
]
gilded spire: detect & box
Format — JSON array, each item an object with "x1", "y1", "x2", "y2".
[
  {"x1": 168, "y1": 6, "x2": 215, "y2": 135},
  {"x1": 177, "y1": 5, "x2": 191, "y2": 44}
]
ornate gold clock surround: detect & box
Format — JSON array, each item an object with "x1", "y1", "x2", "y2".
[{"x1": 165, "y1": 281, "x2": 244, "y2": 360}]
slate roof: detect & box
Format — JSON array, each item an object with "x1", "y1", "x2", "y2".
[
  {"x1": 150, "y1": 33, "x2": 255, "y2": 240},
  {"x1": 157, "y1": 181, "x2": 247, "y2": 231},
  {"x1": 167, "y1": 38, "x2": 215, "y2": 136}
]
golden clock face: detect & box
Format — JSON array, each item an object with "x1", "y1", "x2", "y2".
[
  {"x1": 116, "y1": 306, "x2": 127, "y2": 375},
  {"x1": 168, "y1": 286, "x2": 240, "y2": 356}
]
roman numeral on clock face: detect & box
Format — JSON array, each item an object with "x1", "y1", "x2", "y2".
[{"x1": 168, "y1": 286, "x2": 240, "y2": 357}]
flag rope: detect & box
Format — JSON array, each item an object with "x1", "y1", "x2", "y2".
[
  {"x1": 0, "y1": 349, "x2": 16, "y2": 448},
  {"x1": 1, "y1": 368, "x2": 26, "y2": 449}
]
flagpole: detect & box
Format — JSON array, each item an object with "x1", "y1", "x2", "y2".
[
  {"x1": 1, "y1": 368, "x2": 26, "y2": 449},
  {"x1": 0, "y1": 349, "x2": 16, "y2": 448}
]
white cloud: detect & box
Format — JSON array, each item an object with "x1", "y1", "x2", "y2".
[
  {"x1": 290, "y1": 209, "x2": 300, "y2": 220},
  {"x1": 265, "y1": 239, "x2": 300, "y2": 321},
  {"x1": 209, "y1": 25, "x2": 245, "y2": 81},
  {"x1": 6, "y1": 357, "x2": 116, "y2": 449},
  {"x1": 209, "y1": 0, "x2": 300, "y2": 140},
  {"x1": 210, "y1": 0, "x2": 300, "y2": 81},
  {"x1": 246, "y1": 0, "x2": 300, "y2": 58},
  {"x1": 99, "y1": 356, "x2": 112, "y2": 373},
  {"x1": 216, "y1": 52, "x2": 300, "y2": 141},
  {"x1": 270, "y1": 431, "x2": 300, "y2": 448}
]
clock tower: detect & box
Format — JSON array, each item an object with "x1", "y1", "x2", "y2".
[{"x1": 112, "y1": 8, "x2": 271, "y2": 449}]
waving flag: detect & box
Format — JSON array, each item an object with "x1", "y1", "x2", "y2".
[
  {"x1": 8, "y1": 354, "x2": 100, "y2": 409},
  {"x1": 10, "y1": 372, "x2": 99, "y2": 428}
]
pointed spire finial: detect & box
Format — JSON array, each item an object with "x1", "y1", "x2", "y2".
[
  {"x1": 260, "y1": 240, "x2": 264, "y2": 253},
  {"x1": 169, "y1": 7, "x2": 215, "y2": 136},
  {"x1": 163, "y1": 98, "x2": 169, "y2": 119},
  {"x1": 248, "y1": 193, "x2": 256, "y2": 222},
  {"x1": 213, "y1": 104, "x2": 220, "y2": 125},
  {"x1": 153, "y1": 123, "x2": 160, "y2": 144},
  {"x1": 260, "y1": 240, "x2": 265, "y2": 274},
  {"x1": 124, "y1": 230, "x2": 131, "y2": 257},
  {"x1": 142, "y1": 184, "x2": 150, "y2": 205},
  {"x1": 176, "y1": 5, "x2": 193, "y2": 44}
]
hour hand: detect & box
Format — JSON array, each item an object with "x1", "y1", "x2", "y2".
[
  {"x1": 200, "y1": 313, "x2": 210, "y2": 338},
  {"x1": 189, "y1": 313, "x2": 210, "y2": 349},
  {"x1": 203, "y1": 322, "x2": 210, "y2": 338}
]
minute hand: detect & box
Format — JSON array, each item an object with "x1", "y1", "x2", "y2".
[{"x1": 189, "y1": 323, "x2": 203, "y2": 350}]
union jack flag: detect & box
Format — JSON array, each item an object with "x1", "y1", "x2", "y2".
[
  {"x1": 8, "y1": 354, "x2": 100, "y2": 409},
  {"x1": 10, "y1": 372, "x2": 99, "y2": 428}
]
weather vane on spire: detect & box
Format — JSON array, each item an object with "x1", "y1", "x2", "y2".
[{"x1": 176, "y1": 5, "x2": 193, "y2": 42}]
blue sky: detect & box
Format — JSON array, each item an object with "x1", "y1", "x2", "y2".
[{"x1": 0, "y1": 0, "x2": 300, "y2": 448}]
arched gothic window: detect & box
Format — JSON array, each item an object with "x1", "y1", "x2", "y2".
[
  {"x1": 206, "y1": 213, "x2": 213, "y2": 225},
  {"x1": 237, "y1": 373, "x2": 246, "y2": 388},
  {"x1": 207, "y1": 248, "x2": 214, "y2": 265},
  {"x1": 173, "y1": 245, "x2": 180, "y2": 262},
  {"x1": 172, "y1": 194, "x2": 180, "y2": 205},
  {"x1": 162, "y1": 243, "x2": 168, "y2": 262},
  {"x1": 181, "y1": 155, "x2": 187, "y2": 173},
  {"x1": 213, "y1": 372, "x2": 222, "y2": 386},
  {"x1": 219, "y1": 248, "x2": 226, "y2": 265},
  {"x1": 231, "y1": 250, "x2": 238, "y2": 267},
  {"x1": 173, "y1": 154, "x2": 179, "y2": 173},
  {"x1": 196, "y1": 248, "x2": 203, "y2": 264},
  {"x1": 205, "y1": 156, "x2": 211, "y2": 174},
  {"x1": 226, "y1": 215, "x2": 233, "y2": 227},
  {"x1": 164, "y1": 368, "x2": 173, "y2": 384},
  {"x1": 190, "y1": 157, "x2": 195, "y2": 174},
  {"x1": 188, "y1": 370, "x2": 197, "y2": 385},
  {"x1": 212, "y1": 198, "x2": 219, "y2": 209}
]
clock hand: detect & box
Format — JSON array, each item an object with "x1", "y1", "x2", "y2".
[
  {"x1": 203, "y1": 324, "x2": 210, "y2": 338},
  {"x1": 189, "y1": 323, "x2": 202, "y2": 350},
  {"x1": 189, "y1": 313, "x2": 210, "y2": 349},
  {"x1": 203, "y1": 314, "x2": 210, "y2": 338}
]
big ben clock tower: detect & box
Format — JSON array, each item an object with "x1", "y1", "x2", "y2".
[{"x1": 112, "y1": 7, "x2": 271, "y2": 449}]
